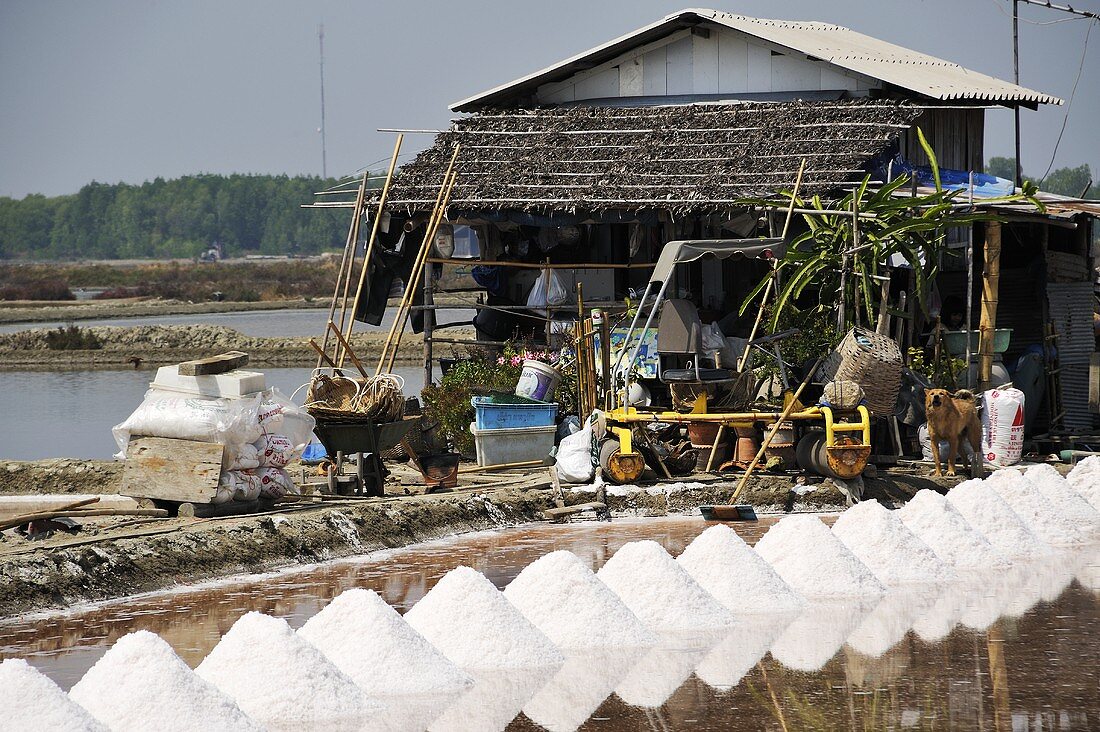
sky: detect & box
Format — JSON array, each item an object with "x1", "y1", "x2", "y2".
[{"x1": 1, "y1": 0, "x2": 1097, "y2": 199}]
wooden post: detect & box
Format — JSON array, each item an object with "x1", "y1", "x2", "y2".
[
  {"x1": 979, "y1": 222, "x2": 1003, "y2": 391},
  {"x1": 423, "y1": 253, "x2": 435, "y2": 391}
]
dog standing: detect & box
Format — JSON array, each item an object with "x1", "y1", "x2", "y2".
[{"x1": 925, "y1": 388, "x2": 984, "y2": 477}]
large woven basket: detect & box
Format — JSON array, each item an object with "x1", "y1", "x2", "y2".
[{"x1": 819, "y1": 328, "x2": 901, "y2": 416}]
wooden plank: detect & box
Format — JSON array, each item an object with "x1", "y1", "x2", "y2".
[
  {"x1": 543, "y1": 502, "x2": 607, "y2": 522},
  {"x1": 177, "y1": 351, "x2": 249, "y2": 376},
  {"x1": 1089, "y1": 353, "x2": 1099, "y2": 414},
  {"x1": 123, "y1": 437, "x2": 223, "y2": 504}
]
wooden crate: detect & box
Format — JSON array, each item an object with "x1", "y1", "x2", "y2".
[{"x1": 123, "y1": 436, "x2": 223, "y2": 504}]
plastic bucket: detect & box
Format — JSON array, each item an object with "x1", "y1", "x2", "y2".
[{"x1": 515, "y1": 360, "x2": 562, "y2": 401}]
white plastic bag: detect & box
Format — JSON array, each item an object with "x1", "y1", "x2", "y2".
[
  {"x1": 112, "y1": 389, "x2": 262, "y2": 459},
  {"x1": 256, "y1": 467, "x2": 297, "y2": 498},
  {"x1": 525, "y1": 268, "x2": 570, "y2": 316},
  {"x1": 219, "y1": 469, "x2": 262, "y2": 503},
  {"x1": 256, "y1": 388, "x2": 316, "y2": 452},
  {"x1": 225, "y1": 443, "x2": 261, "y2": 471},
  {"x1": 918, "y1": 422, "x2": 974, "y2": 462},
  {"x1": 981, "y1": 388, "x2": 1025, "y2": 467},
  {"x1": 556, "y1": 424, "x2": 595, "y2": 483},
  {"x1": 254, "y1": 433, "x2": 295, "y2": 468}
]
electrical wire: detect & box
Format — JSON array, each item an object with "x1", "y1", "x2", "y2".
[
  {"x1": 1039, "y1": 18, "x2": 1097, "y2": 183},
  {"x1": 989, "y1": 0, "x2": 1094, "y2": 24}
]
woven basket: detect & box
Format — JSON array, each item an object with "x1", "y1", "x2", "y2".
[{"x1": 819, "y1": 328, "x2": 901, "y2": 416}]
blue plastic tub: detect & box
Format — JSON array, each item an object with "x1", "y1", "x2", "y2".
[{"x1": 472, "y1": 395, "x2": 558, "y2": 430}]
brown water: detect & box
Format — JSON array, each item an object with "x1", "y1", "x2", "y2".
[{"x1": 2, "y1": 515, "x2": 1098, "y2": 731}]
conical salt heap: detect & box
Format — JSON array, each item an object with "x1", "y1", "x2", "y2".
[
  {"x1": 677, "y1": 524, "x2": 805, "y2": 614},
  {"x1": 69, "y1": 630, "x2": 261, "y2": 732},
  {"x1": 1024, "y1": 463, "x2": 1100, "y2": 531},
  {"x1": 831, "y1": 500, "x2": 955, "y2": 585},
  {"x1": 946, "y1": 478, "x2": 1053, "y2": 557},
  {"x1": 595, "y1": 540, "x2": 736, "y2": 631},
  {"x1": 985, "y1": 469, "x2": 1087, "y2": 545},
  {"x1": 1066, "y1": 456, "x2": 1100, "y2": 512},
  {"x1": 753, "y1": 515, "x2": 886, "y2": 598},
  {"x1": 195, "y1": 611, "x2": 379, "y2": 729},
  {"x1": 299, "y1": 588, "x2": 473, "y2": 697},
  {"x1": 404, "y1": 565, "x2": 564, "y2": 669},
  {"x1": 897, "y1": 489, "x2": 1010, "y2": 568},
  {"x1": 503, "y1": 550, "x2": 657, "y2": 649},
  {"x1": 0, "y1": 658, "x2": 109, "y2": 732}
]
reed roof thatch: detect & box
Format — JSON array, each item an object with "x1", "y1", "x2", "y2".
[{"x1": 377, "y1": 100, "x2": 920, "y2": 217}]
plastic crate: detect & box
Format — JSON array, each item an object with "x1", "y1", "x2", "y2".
[
  {"x1": 470, "y1": 422, "x2": 556, "y2": 467},
  {"x1": 471, "y1": 395, "x2": 558, "y2": 430}
]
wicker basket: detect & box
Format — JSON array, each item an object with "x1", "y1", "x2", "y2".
[{"x1": 819, "y1": 328, "x2": 901, "y2": 416}]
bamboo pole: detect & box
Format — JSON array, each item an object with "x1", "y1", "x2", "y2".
[
  {"x1": 308, "y1": 338, "x2": 338, "y2": 369},
  {"x1": 704, "y1": 424, "x2": 726, "y2": 472},
  {"x1": 979, "y1": 222, "x2": 1003, "y2": 391},
  {"x1": 338, "y1": 134, "x2": 404, "y2": 366},
  {"x1": 0, "y1": 508, "x2": 169, "y2": 532},
  {"x1": 326, "y1": 321, "x2": 369, "y2": 379},
  {"x1": 319, "y1": 173, "x2": 368, "y2": 367}
]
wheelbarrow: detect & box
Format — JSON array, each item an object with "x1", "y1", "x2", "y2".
[{"x1": 312, "y1": 416, "x2": 417, "y2": 497}]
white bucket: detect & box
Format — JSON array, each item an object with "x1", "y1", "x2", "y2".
[{"x1": 515, "y1": 360, "x2": 562, "y2": 401}]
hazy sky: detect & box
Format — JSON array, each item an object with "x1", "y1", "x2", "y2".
[{"x1": 1, "y1": 1, "x2": 1097, "y2": 198}]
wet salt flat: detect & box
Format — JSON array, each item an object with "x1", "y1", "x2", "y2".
[{"x1": 1, "y1": 515, "x2": 1097, "y2": 730}]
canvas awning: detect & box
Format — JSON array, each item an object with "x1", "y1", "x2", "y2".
[{"x1": 650, "y1": 238, "x2": 784, "y2": 284}]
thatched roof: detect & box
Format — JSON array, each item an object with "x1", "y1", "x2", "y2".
[{"x1": 378, "y1": 100, "x2": 920, "y2": 216}]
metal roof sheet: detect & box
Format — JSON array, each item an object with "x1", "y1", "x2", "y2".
[{"x1": 450, "y1": 8, "x2": 1062, "y2": 111}]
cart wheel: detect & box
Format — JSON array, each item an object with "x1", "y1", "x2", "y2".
[{"x1": 600, "y1": 439, "x2": 645, "y2": 485}]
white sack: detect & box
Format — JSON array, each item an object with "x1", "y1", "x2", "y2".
[
  {"x1": 112, "y1": 389, "x2": 262, "y2": 459},
  {"x1": 981, "y1": 387, "x2": 1025, "y2": 467},
  {"x1": 556, "y1": 424, "x2": 595, "y2": 483}
]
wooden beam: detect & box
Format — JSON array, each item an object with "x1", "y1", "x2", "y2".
[
  {"x1": 979, "y1": 222, "x2": 1003, "y2": 391},
  {"x1": 177, "y1": 351, "x2": 249, "y2": 376}
]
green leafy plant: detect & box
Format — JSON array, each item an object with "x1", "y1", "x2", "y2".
[{"x1": 908, "y1": 346, "x2": 965, "y2": 389}]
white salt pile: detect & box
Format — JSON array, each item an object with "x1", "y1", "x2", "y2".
[
  {"x1": 676, "y1": 524, "x2": 805, "y2": 614},
  {"x1": 522, "y1": 648, "x2": 643, "y2": 732},
  {"x1": 1024, "y1": 463, "x2": 1100, "y2": 531},
  {"x1": 404, "y1": 565, "x2": 564, "y2": 669},
  {"x1": 503, "y1": 550, "x2": 657, "y2": 649},
  {"x1": 299, "y1": 588, "x2": 473, "y2": 697},
  {"x1": 69, "y1": 630, "x2": 261, "y2": 732},
  {"x1": 831, "y1": 500, "x2": 956, "y2": 585},
  {"x1": 694, "y1": 615, "x2": 791, "y2": 690},
  {"x1": 986, "y1": 469, "x2": 1088, "y2": 545},
  {"x1": 945, "y1": 479, "x2": 1053, "y2": 558},
  {"x1": 769, "y1": 599, "x2": 873, "y2": 672},
  {"x1": 0, "y1": 658, "x2": 109, "y2": 732},
  {"x1": 897, "y1": 490, "x2": 1010, "y2": 569},
  {"x1": 195, "y1": 611, "x2": 378, "y2": 729},
  {"x1": 753, "y1": 515, "x2": 886, "y2": 598},
  {"x1": 1066, "y1": 456, "x2": 1100, "y2": 512},
  {"x1": 595, "y1": 540, "x2": 736, "y2": 631}
]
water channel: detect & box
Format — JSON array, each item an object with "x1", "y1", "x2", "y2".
[{"x1": 2, "y1": 516, "x2": 1097, "y2": 730}]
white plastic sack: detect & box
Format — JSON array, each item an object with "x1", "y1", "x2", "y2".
[
  {"x1": 525, "y1": 268, "x2": 570, "y2": 316},
  {"x1": 556, "y1": 424, "x2": 595, "y2": 483},
  {"x1": 918, "y1": 422, "x2": 974, "y2": 462},
  {"x1": 219, "y1": 469, "x2": 262, "y2": 503},
  {"x1": 256, "y1": 467, "x2": 297, "y2": 498},
  {"x1": 981, "y1": 387, "x2": 1025, "y2": 467},
  {"x1": 256, "y1": 388, "x2": 316, "y2": 453},
  {"x1": 112, "y1": 389, "x2": 262, "y2": 459},
  {"x1": 225, "y1": 443, "x2": 261, "y2": 471},
  {"x1": 254, "y1": 433, "x2": 295, "y2": 468}
]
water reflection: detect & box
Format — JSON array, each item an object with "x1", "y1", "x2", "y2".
[
  {"x1": 521, "y1": 648, "x2": 643, "y2": 732},
  {"x1": 769, "y1": 599, "x2": 875, "y2": 672}
]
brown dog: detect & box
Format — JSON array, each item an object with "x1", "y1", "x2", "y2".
[{"x1": 925, "y1": 388, "x2": 984, "y2": 477}]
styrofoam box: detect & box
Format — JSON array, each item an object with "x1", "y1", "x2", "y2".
[
  {"x1": 152, "y1": 365, "x2": 266, "y2": 398},
  {"x1": 470, "y1": 422, "x2": 556, "y2": 467}
]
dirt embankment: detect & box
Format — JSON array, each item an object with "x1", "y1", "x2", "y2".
[{"x1": 0, "y1": 298, "x2": 330, "y2": 325}]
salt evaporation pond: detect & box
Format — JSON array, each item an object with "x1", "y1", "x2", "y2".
[{"x1": 2, "y1": 515, "x2": 1097, "y2": 729}]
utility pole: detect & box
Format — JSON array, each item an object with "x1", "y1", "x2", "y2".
[
  {"x1": 319, "y1": 24, "x2": 328, "y2": 179},
  {"x1": 1013, "y1": 0, "x2": 1022, "y2": 188}
]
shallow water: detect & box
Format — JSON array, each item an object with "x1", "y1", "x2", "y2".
[
  {"x1": 0, "y1": 365, "x2": 425, "y2": 460},
  {"x1": 1, "y1": 515, "x2": 1097, "y2": 730}
]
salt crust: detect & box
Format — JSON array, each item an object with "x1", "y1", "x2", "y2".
[
  {"x1": 404, "y1": 565, "x2": 565, "y2": 669},
  {"x1": 946, "y1": 479, "x2": 1053, "y2": 557},
  {"x1": 1024, "y1": 464, "x2": 1100, "y2": 532},
  {"x1": 753, "y1": 514, "x2": 886, "y2": 598},
  {"x1": 299, "y1": 588, "x2": 473, "y2": 696},
  {"x1": 769, "y1": 599, "x2": 873, "y2": 672},
  {"x1": 522, "y1": 648, "x2": 644, "y2": 732},
  {"x1": 0, "y1": 658, "x2": 109, "y2": 732},
  {"x1": 595, "y1": 540, "x2": 736, "y2": 630},
  {"x1": 986, "y1": 469, "x2": 1088, "y2": 544},
  {"x1": 831, "y1": 500, "x2": 956, "y2": 585},
  {"x1": 195, "y1": 611, "x2": 378, "y2": 728},
  {"x1": 897, "y1": 489, "x2": 1010, "y2": 568},
  {"x1": 677, "y1": 524, "x2": 805, "y2": 613},
  {"x1": 69, "y1": 630, "x2": 261, "y2": 732},
  {"x1": 1066, "y1": 456, "x2": 1100, "y2": 512},
  {"x1": 503, "y1": 550, "x2": 657, "y2": 649}
]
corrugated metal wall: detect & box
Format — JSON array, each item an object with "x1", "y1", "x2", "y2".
[{"x1": 1047, "y1": 281, "x2": 1096, "y2": 430}]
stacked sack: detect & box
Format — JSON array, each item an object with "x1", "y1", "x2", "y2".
[{"x1": 113, "y1": 388, "x2": 316, "y2": 504}]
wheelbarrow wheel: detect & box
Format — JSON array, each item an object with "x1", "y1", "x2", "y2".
[{"x1": 600, "y1": 439, "x2": 646, "y2": 485}]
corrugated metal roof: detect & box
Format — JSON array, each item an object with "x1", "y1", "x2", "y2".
[{"x1": 451, "y1": 8, "x2": 1062, "y2": 111}]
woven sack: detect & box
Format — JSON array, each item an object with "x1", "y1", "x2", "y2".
[{"x1": 819, "y1": 328, "x2": 901, "y2": 415}]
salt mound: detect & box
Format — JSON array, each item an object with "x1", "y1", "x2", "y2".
[
  {"x1": 753, "y1": 515, "x2": 886, "y2": 598},
  {"x1": 195, "y1": 612, "x2": 378, "y2": 728},
  {"x1": 897, "y1": 490, "x2": 1010, "y2": 569},
  {"x1": 299, "y1": 588, "x2": 473, "y2": 696},
  {"x1": 1067, "y1": 456, "x2": 1100, "y2": 512},
  {"x1": 69, "y1": 630, "x2": 261, "y2": 732},
  {"x1": 1024, "y1": 464, "x2": 1100, "y2": 531},
  {"x1": 0, "y1": 658, "x2": 109, "y2": 732},
  {"x1": 595, "y1": 540, "x2": 736, "y2": 630},
  {"x1": 404, "y1": 565, "x2": 564, "y2": 669},
  {"x1": 831, "y1": 500, "x2": 956, "y2": 585},
  {"x1": 677, "y1": 524, "x2": 805, "y2": 614},
  {"x1": 986, "y1": 469, "x2": 1087, "y2": 544},
  {"x1": 946, "y1": 479, "x2": 1053, "y2": 557},
  {"x1": 503, "y1": 550, "x2": 657, "y2": 649}
]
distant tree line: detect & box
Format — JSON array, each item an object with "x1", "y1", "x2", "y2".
[
  {"x1": 0, "y1": 174, "x2": 352, "y2": 260},
  {"x1": 986, "y1": 158, "x2": 1098, "y2": 199}
]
